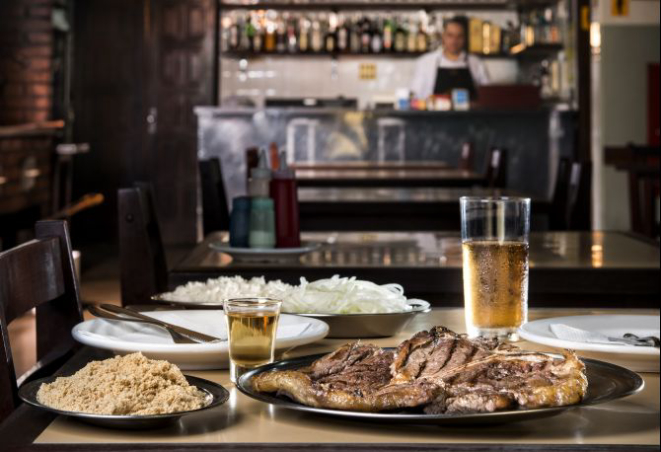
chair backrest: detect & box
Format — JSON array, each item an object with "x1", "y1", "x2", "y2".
[
  {"x1": 484, "y1": 147, "x2": 507, "y2": 188},
  {"x1": 0, "y1": 220, "x2": 82, "y2": 423},
  {"x1": 549, "y1": 157, "x2": 571, "y2": 230},
  {"x1": 118, "y1": 183, "x2": 168, "y2": 306},
  {"x1": 566, "y1": 161, "x2": 592, "y2": 230},
  {"x1": 199, "y1": 158, "x2": 231, "y2": 235},
  {"x1": 458, "y1": 142, "x2": 475, "y2": 171}
]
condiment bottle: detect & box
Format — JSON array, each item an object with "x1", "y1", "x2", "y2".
[
  {"x1": 248, "y1": 149, "x2": 271, "y2": 198},
  {"x1": 269, "y1": 142, "x2": 280, "y2": 171},
  {"x1": 249, "y1": 197, "x2": 276, "y2": 248},
  {"x1": 229, "y1": 196, "x2": 251, "y2": 248},
  {"x1": 269, "y1": 152, "x2": 301, "y2": 248}
]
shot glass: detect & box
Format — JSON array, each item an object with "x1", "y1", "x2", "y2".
[
  {"x1": 460, "y1": 197, "x2": 531, "y2": 341},
  {"x1": 224, "y1": 297, "x2": 282, "y2": 383}
]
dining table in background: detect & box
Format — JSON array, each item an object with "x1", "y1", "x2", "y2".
[
  {"x1": 298, "y1": 187, "x2": 551, "y2": 231},
  {"x1": 170, "y1": 231, "x2": 659, "y2": 308},
  {"x1": 3, "y1": 307, "x2": 658, "y2": 451},
  {"x1": 290, "y1": 160, "x2": 452, "y2": 171},
  {"x1": 294, "y1": 168, "x2": 486, "y2": 188}
]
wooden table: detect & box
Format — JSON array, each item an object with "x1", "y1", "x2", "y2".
[
  {"x1": 170, "y1": 231, "x2": 660, "y2": 308},
  {"x1": 3, "y1": 308, "x2": 658, "y2": 451},
  {"x1": 294, "y1": 168, "x2": 486, "y2": 188},
  {"x1": 298, "y1": 187, "x2": 551, "y2": 231},
  {"x1": 291, "y1": 161, "x2": 452, "y2": 171}
]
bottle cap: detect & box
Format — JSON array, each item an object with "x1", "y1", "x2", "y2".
[
  {"x1": 251, "y1": 197, "x2": 274, "y2": 209},
  {"x1": 251, "y1": 149, "x2": 272, "y2": 180},
  {"x1": 273, "y1": 151, "x2": 295, "y2": 179},
  {"x1": 232, "y1": 196, "x2": 251, "y2": 211}
]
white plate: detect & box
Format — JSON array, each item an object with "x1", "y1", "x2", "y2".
[
  {"x1": 72, "y1": 310, "x2": 329, "y2": 370},
  {"x1": 209, "y1": 242, "x2": 321, "y2": 262},
  {"x1": 519, "y1": 315, "x2": 659, "y2": 372}
]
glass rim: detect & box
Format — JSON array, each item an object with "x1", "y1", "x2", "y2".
[
  {"x1": 460, "y1": 196, "x2": 531, "y2": 204},
  {"x1": 223, "y1": 297, "x2": 282, "y2": 307}
]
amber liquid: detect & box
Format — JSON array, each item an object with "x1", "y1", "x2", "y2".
[
  {"x1": 462, "y1": 241, "x2": 529, "y2": 338},
  {"x1": 226, "y1": 311, "x2": 279, "y2": 368}
]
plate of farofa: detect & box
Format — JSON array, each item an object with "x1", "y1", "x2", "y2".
[
  {"x1": 237, "y1": 326, "x2": 644, "y2": 425},
  {"x1": 18, "y1": 353, "x2": 229, "y2": 429}
]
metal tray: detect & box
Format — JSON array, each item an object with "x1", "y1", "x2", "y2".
[
  {"x1": 19, "y1": 375, "x2": 229, "y2": 429},
  {"x1": 236, "y1": 352, "x2": 644, "y2": 426},
  {"x1": 208, "y1": 241, "x2": 322, "y2": 262},
  {"x1": 294, "y1": 300, "x2": 431, "y2": 338},
  {"x1": 149, "y1": 296, "x2": 430, "y2": 339}
]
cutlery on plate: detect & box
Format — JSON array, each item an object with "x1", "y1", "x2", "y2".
[
  {"x1": 607, "y1": 333, "x2": 660, "y2": 348},
  {"x1": 90, "y1": 304, "x2": 224, "y2": 344}
]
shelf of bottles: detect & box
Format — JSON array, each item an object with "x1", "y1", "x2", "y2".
[{"x1": 220, "y1": 8, "x2": 565, "y2": 59}]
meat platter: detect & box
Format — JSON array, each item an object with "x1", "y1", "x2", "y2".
[{"x1": 237, "y1": 327, "x2": 644, "y2": 425}]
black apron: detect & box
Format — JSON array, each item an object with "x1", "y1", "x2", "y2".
[{"x1": 433, "y1": 61, "x2": 476, "y2": 98}]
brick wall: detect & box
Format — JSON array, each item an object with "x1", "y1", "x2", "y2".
[{"x1": 0, "y1": 0, "x2": 55, "y2": 125}]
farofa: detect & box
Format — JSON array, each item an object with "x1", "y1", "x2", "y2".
[{"x1": 36, "y1": 353, "x2": 208, "y2": 415}]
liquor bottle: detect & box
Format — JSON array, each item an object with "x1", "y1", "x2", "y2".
[
  {"x1": 310, "y1": 15, "x2": 323, "y2": 53},
  {"x1": 416, "y1": 20, "x2": 428, "y2": 52},
  {"x1": 349, "y1": 16, "x2": 361, "y2": 53},
  {"x1": 276, "y1": 17, "x2": 286, "y2": 53},
  {"x1": 325, "y1": 14, "x2": 337, "y2": 53},
  {"x1": 337, "y1": 15, "x2": 349, "y2": 52},
  {"x1": 407, "y1": 18, "x2": 418, "y2": 53},
  {"x1": 245, "y1": 17, "x2": 256, "y2": 52},
  {"x1": 383, "y1": 17, "x2": 393, "y2": 52},
  {"x1": 371, "y1": 17, "x2": 383, "y2": 53},
  {"x1": 229, "y1": 16, "x2": 240, "y2": 51},
  {"x1": 239, "y1": 18, "x2": 251, "y2": 51},
  {"x1": 360, "y1": 17, "x2": 371, "y2": 53},
  {"x1": 298, "y1": 16, "x2": 309, "y2": 53},
  {"x1": 253, "y1": 17, "x2": 264, "y2": 53},
  {"x1": 394, "y1": 19, "x2": 406, "y2": 53},
  {"x1": 287, "y1": 17, "x2": 298, "y2": 53},
  {"x1": 264, "y1": 21, "x2": 276, "y2": 52}
]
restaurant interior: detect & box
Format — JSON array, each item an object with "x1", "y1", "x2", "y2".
[{"x1": 0, "y1": 0, "x2": 659, "y2": 450}]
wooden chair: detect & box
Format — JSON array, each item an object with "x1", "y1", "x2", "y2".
[
  {"x1": 458, "y1": 142, "x2": 475, "y2": 171},
  {"x1": 549, "y1": 157, "x2": 571, "y2": 230},
  {"x1": 566, "y1": 161, "x2": 592, "y2": 230},
  {"x1": 199, "y1": 158, "x2": 231, "y2": 235},
  {"x1": 484, "y1": 147, "x2": 507, "y2": 188},
  {"x1": 118, "y1": 183, "x2": 168, "y2": 307},
  {"x1": 0, "y1": 220, "x2": 83, "y2": 423},
  {"x1": 625, "y1": 144, "x2": 660, "y2": 238}
]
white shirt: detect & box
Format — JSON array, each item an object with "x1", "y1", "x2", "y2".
[{"x1": 410, "y1": 49, "x2": 490, "y2": 99}]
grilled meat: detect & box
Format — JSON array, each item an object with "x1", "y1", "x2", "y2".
[{"x1": 251, "y1": 327, "x2": 587, "y2": 414}]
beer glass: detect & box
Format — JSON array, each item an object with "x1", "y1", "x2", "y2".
[
  {"x1": 224, "y1": 297, "x2": 282, "y2": 383},
  {"x1": 460, "y1": 197, "x2": 530, "y2": 340}
]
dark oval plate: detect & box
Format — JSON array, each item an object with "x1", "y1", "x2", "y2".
[
  {"x1": 19, "y1": 375, "x2": 229, "y2": 430},
  {"x1": 236, "y1": 352, "x2": 644, "y2": 426}
]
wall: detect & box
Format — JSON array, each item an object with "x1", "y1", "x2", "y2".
[
  {"x1": 591, "y1": 0, "x2": 660, "y2": 230},
  {"x1": 0, "y1": 0, "x2": 55, "y2": 125}
]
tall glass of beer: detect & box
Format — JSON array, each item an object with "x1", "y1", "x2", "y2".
[{"x1": 460, "y1": 197, "x2": 530, "y2": 341}]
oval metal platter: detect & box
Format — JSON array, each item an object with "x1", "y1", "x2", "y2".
[
  {"x1": 19, "y1": 375, "x2": 230, "y2": 430},
  {"x1": 236, "y1": 352, "x2": 644, "y2": 426}
]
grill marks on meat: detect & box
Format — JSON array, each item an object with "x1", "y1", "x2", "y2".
[
  {"x1": 390, "y1": 327, "x2": 498, "y2": 383},
  {"x1": 251, "y1": 343, "x2": 442, "y2": 412},
  {"x1": 251, "y1": 327, "x2": 587, "y2": 414}
]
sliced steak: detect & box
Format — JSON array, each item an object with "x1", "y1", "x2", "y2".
[{"x1": 423, "y1": 351, "x2": 587, "y2": 414}]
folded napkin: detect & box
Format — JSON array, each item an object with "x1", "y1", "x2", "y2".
[{"x1": 549, "y1": 324, "x2": 632, "y2": 346}]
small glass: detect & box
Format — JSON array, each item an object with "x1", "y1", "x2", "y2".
[
  {"x1": 460, "y1": 197, "x2": 530, "y2": 341},
  {"x1": 224, "y1": 297, "x2": 282, "y2": 383}
]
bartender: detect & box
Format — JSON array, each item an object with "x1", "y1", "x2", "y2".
[{"x1": 410, "y1": 17, "x2": 490, "y2": 99}]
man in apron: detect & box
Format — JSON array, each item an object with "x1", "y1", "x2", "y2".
[{"x1": 410, "y1": 17, "x2": 490, "y2": 99}]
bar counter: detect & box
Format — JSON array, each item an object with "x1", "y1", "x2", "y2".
[{"x1": 4, "y1": 308, "x2": 657, "y2": 451}]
